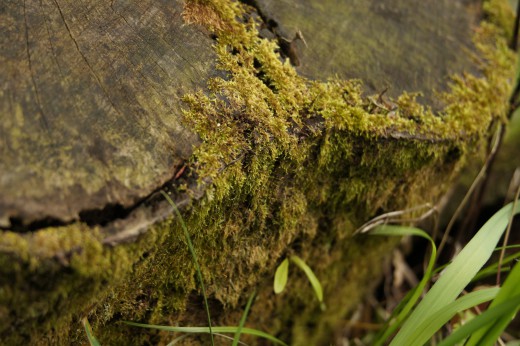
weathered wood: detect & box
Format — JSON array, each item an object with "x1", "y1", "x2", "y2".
[
  {"x1": 0, "y1": 0, "x2": 215, "y2": 227},
  {"x1": 0, "y1": 0, "x2": 493, "y2": 229},
  {"x1": 253, "y1": 0, "x2": 479, "y2": 106}
]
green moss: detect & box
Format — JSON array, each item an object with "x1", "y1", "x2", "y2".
[
  {"x1": 181, "y1": 0, "x2": 515, "y2": 198},
  {"x1": 0, "y1": 0, "x2": 516, "y2": 345},
  {"x1": 484, "y1": 0, "x2": 517, "y2": 40},
  {"x1": 170, "y1": 0, "x2": 517, "y2": 342}
]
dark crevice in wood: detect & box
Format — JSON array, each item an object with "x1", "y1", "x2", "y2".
[
  {"x1": 253, "y1": 57, "x2": 279, "y2": 92},
  {"x1": 79, "y1": 203, "x2": 133, "y2": 227},
  {"x1": 238, "y1": 0, "x2": 276, "y2": 31},
  {"x1": 239, "y1": 0, "x2": 302, "y2": 66},
  {"x1": 23, "y1": 0, "x2": 50, "y2": 132},
  {"x1": 0, "y1": 164, "x2": 196, "y2": 234},
  {"x1": 7, "y1": 216, "x2": 68, "y2": 233}
]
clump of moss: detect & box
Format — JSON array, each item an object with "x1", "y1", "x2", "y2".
[
  {"x1": 180, "y1": 0, "x2": 515, "y2": 218},
  {"x1": 176, "y1": 0, "x2": 516, "y2": 342},
  {"x1": 483, "y1": 0, "x2": 516, "y2": 41}
]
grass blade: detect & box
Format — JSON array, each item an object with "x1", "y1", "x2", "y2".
[
  {"x1": 274, "y1": 258, "x2": 289, "y2": 294},
  {"x1": 437, "y1": 295, "x2": 520, "y2": 346},
  {"x1": 390, "y1": 202, "x2": 520, "y2": 345},
  {"x1": 472, "y1": 251, "x2": 519, "y2": 282},
  {"x1": 495, "y1": 244, "x2": 520, "y2": 251},
  {"x1": 233, "y1": 291, "x2": 256, "y2": 346},
  {"x1": 160, "y1": 190, "x2": 214, "y2": 346},
  {"x1": 290, "y1": 255, "x2": 324, "y2": 307},
  {"x1": 466, "y1": 251, "x2": 520, "y2": 346},
  {"x1": 123, "y1": 321, "x2": 288, "y2": 346},
  {"x1": 82, "y1": 318, "x2": 101, "y2": 346},
  {"x1": 406, "y1": 287, "x2": 499, "y2": 345},
  {"x1": 369, "y1": 226, "x2": 436, "y2": 345}
]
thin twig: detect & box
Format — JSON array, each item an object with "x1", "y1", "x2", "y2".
[
  {"x1": 510, "y1": 82, "x2": 520, "y2": 112},
  {"x1": 505, "y1": 167, "x2": 520, "y2": 203},
  {"x1": 354, "y1": 204, "x2": 435, "y2": 235},
  {"x1": 459, "y1": 122, "x2": 506, "y2": 239},
  {"x1": 511, "y1": 0, "x2": 520, "y2": 51},
  {"x1": 496, "y1": 183, "x2": 520, "y2": 285},
  {"x1": 437, "y1": 124, "x2": 503, "y2": 259}
]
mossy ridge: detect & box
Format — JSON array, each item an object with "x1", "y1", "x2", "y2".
[
  {"x1": 182, "y1": 0, "x2": 516, "y2": 199},
  {"x1": 0, "y1": 0, "x2": 516, "y2": 345},
  {"x1": 176, "y1": 0, "x2": 516, "y2": 343}
]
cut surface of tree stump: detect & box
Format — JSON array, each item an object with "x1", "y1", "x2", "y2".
[
  {"x1": 253, "y1": 0, "x2": 479, "y2": 106},
  {"x1": 0, "y1": 0, "x2": 516, "y2": 345},
  {"x1": 0, "y1": 0, "x2": 213, "y2": 227}
]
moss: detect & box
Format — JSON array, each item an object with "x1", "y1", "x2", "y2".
[
  {"x1": 161, "y1": 0, "x2": 517, "y2": 342},
  {"x1": 0, "y1": 0, "x2": 516, "y2": 345},
  {"x1": 483, "y1": 0, "x2": 516, "y2": 41}
]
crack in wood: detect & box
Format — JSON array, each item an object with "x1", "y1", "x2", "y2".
[{"x1": 24, "y1": 0, "x2": 50, "y2": 132}]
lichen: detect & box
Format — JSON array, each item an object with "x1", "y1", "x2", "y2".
[{"x1": 0, "y1": 0, "x2": 516, "y2": 345}]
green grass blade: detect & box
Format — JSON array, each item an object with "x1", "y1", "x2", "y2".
[
  {"x1": 232, "y1": 291, "x2": 256, "y2": 346},
  {"x1": 472, "y1": 251, "x2": 519, "y2": 282},
  {"x1": 390, "y1": 202, "x2": 520, "y2": 346},
  {"x1": 495, "y1": 244, "x2": 520, "y2": 251},
  {"x1": 82, "y1": 318, "x2": 101, "y2": 346},
  {"x1": 405, "y1": 287, "x2": 499, "y2": 345},
  {"x1": 274, "y1": 258, "x2": 289, "y2": 294},
  {"x1": 437, "y1": 295, "x2": 520, "y2": 346},
  {"x1": 123, "y1": 321, "x2": 288, "y2": 346},
  {"x1": 466, "y1": 252, "x2": 520, "y2": 346},
  {"x1": 369, "y1": 226, "x2": 436, "y2": 346},
  {"x1": 160, "y1": 190, "x2": 214, "y2": 346},
  {"x1": 290, "y1": 255, "x2": 324, "y2": 304},
  {"x1": 473, "y1": 267, "x2": 512, "y2": 283}
]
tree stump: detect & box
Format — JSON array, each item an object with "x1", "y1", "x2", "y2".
[{"x1": 0, "y1": 0, "x2": 516, "y2": 344}]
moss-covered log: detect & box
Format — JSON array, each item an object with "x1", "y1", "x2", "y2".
[{"x1": 0, "y1": 0, "x2": 517, "y2": 345}]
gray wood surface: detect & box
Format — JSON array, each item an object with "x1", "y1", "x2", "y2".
[
  {"x1": 255, "y1": 0, "x2": 478, "y2": 106},
  {"x1": 0, "y1": 0, "x2": 216, "y2": 227},
  {"x1": 0, "y1": 0, "x2": 484, "y2": 230}
]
